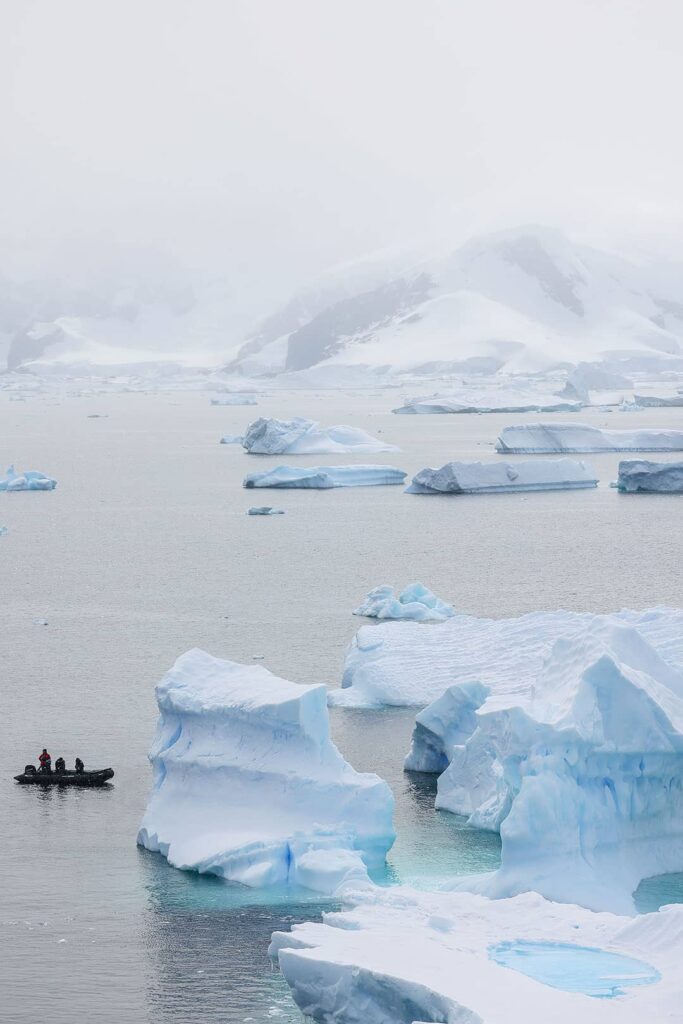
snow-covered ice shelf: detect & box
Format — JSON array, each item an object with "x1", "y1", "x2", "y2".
[
  {"x1": 270, "y1": 888, "x2": 679, "y2": 1024},
  {"x1": 244, "y1": 465, "x2": 407, "y2": 489},
  {"x1": 617, "y1": 460, "x2": 683, "y2": 493},
  {"x1": 406, "y1": 459, "x2": 598, "y2": 494},
  {"x1": 0, "y1": 465, "x2": 56, "y2": 491},
  {"x1": 242, "y1": 416, "x2": 397, "y2": 454},
  {"x1": 497, "y1": 422, "x2": 683, "y2": 453},
  {"x1": 137, "y1": 650, "x2": 394, "y2": 894},
  {"x1": 353, "y1": 583, "x2": 454, "y2": 622}
]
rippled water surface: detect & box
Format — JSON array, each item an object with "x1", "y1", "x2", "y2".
[{"x1": 3, "y1": 390, "x2": 683, "y2": 1022}]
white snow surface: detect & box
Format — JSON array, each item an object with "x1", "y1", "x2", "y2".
[
  {"x1": 0, "y1": 465, "x2": 56, "y2": 491},
  {"x1": 394, "y1": 390, "x2": 582, "y2": 414},
  {"x1": 497, "y1": 422, "x2": 683, "y2": 453},
  {"x1": 244, "y1": 465, "x2": 407, "y2": 489},
  {"x1": 406, "y1": 618, "x2": 683, "y2": 912},
  {"x1": 137, "y1": 649, "x2": 394, "y2": 894},
  {"x1": 617, "y1": 460, "x2": 683, "y2": 492},
  {"x1": 353, "y1": 583, "x2": 454, "y2": 622},
  {"x1": 270, "y1": 887, "x2": 682, "y2": 1024},
  {"x1": 242, "y1": 416, "x2": 397, "y2": 455},
  {"x1": 406, "y1": 459, "x2": 598, "y2": 494}
]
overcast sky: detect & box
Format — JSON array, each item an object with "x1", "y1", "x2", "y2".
[{"x1": 3, "y1": 0, "x2": 683, "y2": 293}]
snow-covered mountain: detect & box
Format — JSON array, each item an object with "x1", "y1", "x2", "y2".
[{"x1": 228, "y1": 226, "x2": 683, "y2": 378}]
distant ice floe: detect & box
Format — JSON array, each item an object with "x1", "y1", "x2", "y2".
[
  {"x1": 393, "y1": 391, "x2": 583, "y2": 414},
  {"x1": 247, "y1": 506, "x2": 285, "y2": 515},
  {"x1": 219, "y1": 434, "x2": 245, "y2": 444},
  {"x1": 405, "y1": 616, "x2": 683, "y2": 913},
  {"x1": 210, "y1": 395, "x2": 258, "y2": 405},
  {"x1": 137, "y1": 649, "x2": 394, "y2": 894},
  {"x1": 497, "y1": 422, "x2": 683, "y2": 453},
  {"x1": 354, "y1": 583, "x2": 454, "y2": 622},
  {"x1": 633, "y1": 394, "x2": 683, "y2": 408},
  {"x1": 0, "y1": 466, "x2": 57, "y2": 491},
  {"x1": 270, "y1": 888, "x2": 675, "y2": 1024},
  {"x1": 244, "y1": 465, "x2": 406, "y2": 489},
  {"x1": 617, "y1": 459, "x2": 683, "y2": 492},
  {"x1": 0, "y1": 526, "x2": 7, "y2": 537},
  {"x1": 406, "y1": 458, "x2": 598, "y2": 494},
  {"x1": 242, "y1": 416, "x2": 397, "y2": 454}
]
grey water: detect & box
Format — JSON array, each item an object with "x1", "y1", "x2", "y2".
[{"x1": 3, "y1": 390, "x2": 683, "y2": 1022}]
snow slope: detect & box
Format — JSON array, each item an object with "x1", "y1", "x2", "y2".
[
  {"x1": 137, "y1": 650, "x2": 394, "y2": 893},
  {"x1": 270, "y1": 888, "x2": 681, "y2": 1024}
]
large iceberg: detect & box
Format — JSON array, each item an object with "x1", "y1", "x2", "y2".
[
  {"x1": 242, "y1": 416, "x2": 397, "y2": 454},
  {"x1": 0, "y1": 465, "x2": 57, "y2": 491},
  {"x1": 393, "y1": 391, "x2": 583, "y2": 414},
  {"x1": 618, "y1": 460, "x2": 683, "y2": 493},
  {"x1": 244, "y1": 465, "x2": 406, "y2": 489},
  {"x1": 406, "y1": 619, "x2": 683, "y2": 912},
  {"x1": 406, "y1": 458, "x2": 598, "y2": 494},
  {"x1": 497, "y1": 422, "x2": 683, "y2": 453},
  {"x1": 331, "y1": 606, "x2": 683, "y2": 708},
  {"x1": 137, "y1": 650, "x2": 394, "y2": 894},
  {"x1": 353, "y1": 583, "x2": 454, "y2": 622},
  {"x1": 270, "y1": 887, "x2": 679, "y2": 1024}
]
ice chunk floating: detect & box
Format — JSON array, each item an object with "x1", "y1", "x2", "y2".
[
  {"x1": 242, "y1": 416, "x2": 397, "y2": 454},
  {"x1": 0, "y1": 466, "x2": 56, "y2": 491},
  {"x1": 497, "y1": 422, "x2": 683, "y2": 453},
  {"x1": 247, "y1": 506, "x2": 285, "y2": 515},
  {"x1": 270, "y1": 888, "x2": 677, "y2": 1024},
  {"x1": 219, "y1": 434, "x2": 244, "y2": 444},
  {"x1": 406, "y1": 458, "x2": 597, "y2": 494},
  {"x1": 617, "y1": 460, "x2": 683, "y2": 493},
  {"x1": 210, "y1": 395, "x2": 257, "y2": 405},
  {"x1": 489, "y1": 940, "x2": 660, "y2": 998},
  {"x1": 393, "y1": 391, "x2": 583, "y2": 414},
  {"x1": 354, "y1": 583, "x2": 454, "y2": 622},
  {"x1": 137, "y1": 650, "x2": 394, "y2": 894},
  {"x1": 244, "y1": 465, "x2": 406, "y2": 489}
]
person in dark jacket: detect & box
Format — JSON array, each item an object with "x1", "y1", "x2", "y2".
[
  {"x1": 39, "y1": 748, "x2": 52, "y2": 772},
  {"x1": 54, "y1": 756, "x2": 66, "y2": 773},
  {"x1": 74, "y1": 757, "x2": 84, "y2": 773}
]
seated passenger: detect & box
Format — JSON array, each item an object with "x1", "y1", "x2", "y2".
[
  {"x1": 54, "y1": 756, "x2": 66, "y2": 773},
  {"x1": 74, "y1": 757, "x2": 84, "y2": 773}
]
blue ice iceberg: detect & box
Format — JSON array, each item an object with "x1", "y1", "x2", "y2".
[
  {"x1": 0, "y1": 466, "x2": 56, "y2": 491},
  {"x1": 247, "y1": 506, "x2": 285, "y2": 515},
  {"x1": 137, "y1": 649, "x2": 394, "y2": 894},
  {"x1": 244, "y1": 465, "x2": 406, "y2": 489},
  {"x1": 617, "y1": 460, "x2": 683, "y2": 493},
  {"x1": 406, "y1": 459, "x2": 597, "y2": 494},
  {"x1": 497, "y1": 422, "x2": 683, "y2": 453},
  {"x1": 354, "y1": 583, "x2": 454, "y2": 622},
  {"x1": 242, "y1": 416, "x2": 397, "y2": 455}
]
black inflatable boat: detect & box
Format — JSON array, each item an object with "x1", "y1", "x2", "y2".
[{"x1": 14, "y1": 767, "x2": 114, "y2": 787}]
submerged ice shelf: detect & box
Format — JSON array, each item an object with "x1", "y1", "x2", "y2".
[
  {"x1": 406, "y1": 618, "x2": 683, "y2": 913},
  {"x1": 244, "y1": 465, "x2": 407, "y2": 489},
  {"x1": 0, "y1": 465, "x2": 56, "y2": 491},
  {"x1": 497, "y1": 422, "x2": 683, "y2": 453},
  {"x1": 617, "y1": 460, "x2": 683, "y2": 493},
  {"x1": 353, "y1": 583, "x2": 454, "y2": 622},
  {"x1": 406, "y1": 458, "x2": 598, "y2": 494},
  {"x1": 270, "y1": 888, "x2": 679, "y2": 1024},
  {"x1": 242, "y1": 416, "x2": 397, "y2": 455},
  {"x1": 137, "y1": 650, "x2": 394, "y2": 895}
]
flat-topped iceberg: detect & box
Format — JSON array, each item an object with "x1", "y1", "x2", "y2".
[
  {"x1": 244, "y1": 465, "x2": 406, "y2": 489},
  {"x1": 618, "y1": 460, "x2": 683, "y2": 492},
  {"x1": 210, "y1": 395, "x2": 257, "y2": 405},
  {"x1": 633, "y1": 394, "x2": 683, "y2": 407},
  {"x1": 247, "y1": 506, "x2": 285, "y2": 515},
  {"x1": 270, "y1": 888, "x2": 678, "y2": 1024},
  {"x1": 0, "y1": 465, "x2": 57, "y2": 491},
  {"x1": 407, "y1": 618, "x2": 683, "y2": 912},
  {"x1": 353, "y1": 583, "x2": 454, "y2": 622},
  {"x1": 497, "y1": 422, "x2": 683, "y2": 453},
  {"x1": 331, "y1": 606, "x2": 683, "y2": 708},
  {"x1": 242, "y1": 416, "x2": 397, "y2": 454},
  {"x1": 137, "y1": 649, "x2": 394, "y2": 894},
  {"x1": 406, "y1": 458, "x2": 597, "y2": 494},
  {"x1": 393, "y1": 391, "x2": 583, "y2": 414}
]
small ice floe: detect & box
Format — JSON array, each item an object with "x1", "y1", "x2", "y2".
[
  {"x1": 247, "y1": 506, "x2": 285, "y2": 515},
  {"x1": 211, "y1": 395, "x2": 258, "y2": 405},
  {"x1": 354, "y1": 583, "x2": 454, "y2": 622},
  {"x1": 34, "y1": 618, "x2": 49, "y2": 626},
  {"x1": 219, "y1": 435, "x2": 245, "y2": 444},
  {"x1": 0, "y1": 466, "x2": 57, "y2": 491},
  {"x1": 0, "y1": 526, "x2": 7, "y2": 538}
]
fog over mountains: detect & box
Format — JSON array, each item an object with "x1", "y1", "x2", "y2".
[{"x1": 5, "y1": 225, "x2": 683, "y2": 380}]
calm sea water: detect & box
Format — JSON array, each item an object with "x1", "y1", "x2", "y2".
[{"x1": 3, "y1": 388, "x2": 683, "y2": 1022}]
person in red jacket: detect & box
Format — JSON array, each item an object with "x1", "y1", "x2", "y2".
[{"x1": 38, "y1": 748, "x2": 51, "y2": 772}]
